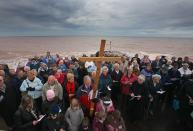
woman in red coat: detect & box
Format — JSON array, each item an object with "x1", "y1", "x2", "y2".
[
  {"x1": 63, "y1": 72, "x2": 78, "y2": 109},
  {"x1": 54, "y1": 70, "x2": 65, "y2": 87},
  {"x1": 76, "y1": 75, "x2": 92, "y2": 116},
  {"x1": 120, "y1": 67, "x2": 137, "y2": 116}
]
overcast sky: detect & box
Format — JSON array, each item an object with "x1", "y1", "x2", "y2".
[{"x1": 0, "y1": 0, "x2": 193, "y2": 37}]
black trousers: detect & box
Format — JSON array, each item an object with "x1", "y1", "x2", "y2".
[
  {"x1": 128, "y1": 100, "x2": 144, "y2": 122},
  {"x1": 34, "y1": 97, "x2": 42, "y2": 113}
]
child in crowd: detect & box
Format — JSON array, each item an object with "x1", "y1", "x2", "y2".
[{"x1": 65, "y1": 97, "x2": 84, "y2": 131}]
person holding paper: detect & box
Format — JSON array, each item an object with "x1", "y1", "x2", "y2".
[
  {"x1": 148, "y1": 74, "x2": 164, "y2": 116},
  {"x1": 111, "y1": 63, "x2": 123, "y2": 109},
  {"x1": 13, "y1": 95, "x2": 42, "y2": 131},
  {"x1": 42, "y1": 89, "x2": 63, "y2": 115},
  {"x1": 120, "y1": 67, "x2": 137, "y2": 117},
  {"x1": 42, "y1": 104, "x2": 66, "y2": 131},
  {"x1": 129, "y1": 74, "x2": 148, "y2": 123},
  {"x1": 167, "y1": 63, "x2": 181, "y2": 103}
]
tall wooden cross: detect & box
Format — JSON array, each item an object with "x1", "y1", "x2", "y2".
[{"x1": 79, "y1": 40, "x2": 122, "y2": 115}]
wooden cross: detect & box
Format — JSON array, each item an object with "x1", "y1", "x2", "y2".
[{"x1": 79, "y1": 40, "x2": 121, "y2": 115}]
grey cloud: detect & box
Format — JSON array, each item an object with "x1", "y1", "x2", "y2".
[{"x1": 0, "y1": 0, "x2": 193, "y2": 37}]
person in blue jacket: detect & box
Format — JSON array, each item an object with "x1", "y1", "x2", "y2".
[{"x1": 99, "y1": 66, "x2": 112, "y2": 97}]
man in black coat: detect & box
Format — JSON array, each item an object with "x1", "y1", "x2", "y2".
[
  {"x1": 128, "y1": 75, "x2": 149, "y2": 123},
  {"x1": 0, "y1": 76, "x2": 18, "y2": 127},
  {"x1": 111, "y1": 63, "x2": 123, "y2": 109},
  {"x1": 77, "y1": 62, "x2": 88, "y2": 86},
  {"x1": 10, "y1": 69, "x2": 26, "y2": 108},
  {"x1": 179, "y1": 79, "x2": 193, "y2": 129}
]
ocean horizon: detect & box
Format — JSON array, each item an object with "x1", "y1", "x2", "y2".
[{"x1": 0, "y1": 36, "x2": 193, "y2": 67}]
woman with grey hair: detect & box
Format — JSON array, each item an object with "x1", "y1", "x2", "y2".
[
  {"x1": 111, "y1": 63, "x2": 123, "y2": 108},
  {"x1": 120, "y1": 67, "x2": 137, "y2": 117},
  {"x1": 20, "y1": 69, "x2": 43, "y2": 112},
  {"x1": 128, "y1": 74, "x2": 148, "y2": 123},
  {"x1": 76, "y1": 75, "x2": 92, "y2": 115},
  {"x1": 148, "y1": 74, "x2": 165, "y2": 116},
  {"x1": 99, "y1": 66, "x2": 112, "y2": 97}
]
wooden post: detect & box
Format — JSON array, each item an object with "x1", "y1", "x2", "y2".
[{"x1": 90, "y1": 40, "x2": 105, "y2": 115}]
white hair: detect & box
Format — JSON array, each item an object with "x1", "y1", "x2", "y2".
[
  {"x1": 84, "y1": 75, "x2": 91, "y2": 82},
  {"x1": 24, "y1": 66, "x2": 30, "y2": 71},
  {"x1": 138, "y1": 74, "x2": 146, "y2": 82},
  {"x1": 152, "y1": 74, "x2": 161, "y2": 80},
  {"x1": 102, "y1": 66, "x2": 108, "y2": 72},
  {"x1": 57, "y1": 69, "x2": 62, "y2": 73},
  {"x1": 113, "y1": 63, "x2": 120, "y2": 68}
]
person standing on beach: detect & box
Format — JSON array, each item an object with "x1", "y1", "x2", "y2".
[
  {"x1": 141, "y1": 63, "x2": 154, "y2": 81},
  {"x1": 42, "y1": 51, "x2": 56, "y2": 68},
  {"x1": 0, "y1": 76, "x2": 18, "y2": 128},
  {"x1": 129, "y1": 75, "x2": 148, "y2": 123},
  {"x1": 65, "y1": 73, "x2": 78, "y2": 102},
  {"x1": 111, "y1": 63, "x2": 123, "y2": 109},
  {"x1": 11, "y1": 69, "x2": 26, "y2": 108},
  {"x1": 65, "y1": 97, "x2": 84, "y2": 131},
  {"x1": 76, "y1": 75, "x2": 92, "y2": 115},
  {"x1": 183, "y1": 56, "x2": 193, "y2": 70},
  {"x1": 13, "y1": 95, "x2": 42, "y2": 131},
  {"x1": 148, "y1": 74, "x2": 164, "y2": 116},
  {"x1": 58, "y1": 60, "x2": 67, "y2": 73},
  {"x1": 120, "y1": 67, "x2": 137, "y2": 118},
  {"x1": 131, "y1": 54, "x2": 141, "y2": 65},
  {"x1": 151, "y1": 56, "x2": 162, "y2": 74},
  {"x1": 140, "y1": 55, "x2": 151, "y2": 70},
  {"x1": 20, "y1": 69, "x2": 43, "y2": 112},
  {"x1": 42, "y1": 75, "x2": 63, "y2": 102},
  {"x1": 99, "y1": 66, "x2": 112, "y2": 97},
  {"x1": 178, "y1": 63, "x2": 192, "y2": 77}
]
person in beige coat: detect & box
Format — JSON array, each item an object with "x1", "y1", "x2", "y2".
[{"x1": 42, "y1": 75, "x2": 63, "y2": 101}]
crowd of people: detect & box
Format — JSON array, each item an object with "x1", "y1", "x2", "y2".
[{"x1": 0, "y1": 51, "x2": 193, "y2": 131}]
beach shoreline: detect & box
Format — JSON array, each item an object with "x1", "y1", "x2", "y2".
[{"x1": 0, "y1": 36, "x2": 193, "y2": 66}]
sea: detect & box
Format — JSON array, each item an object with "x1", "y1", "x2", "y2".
[{"x1": 0, "y1": 36, "x2": 193, "y2": 68}]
